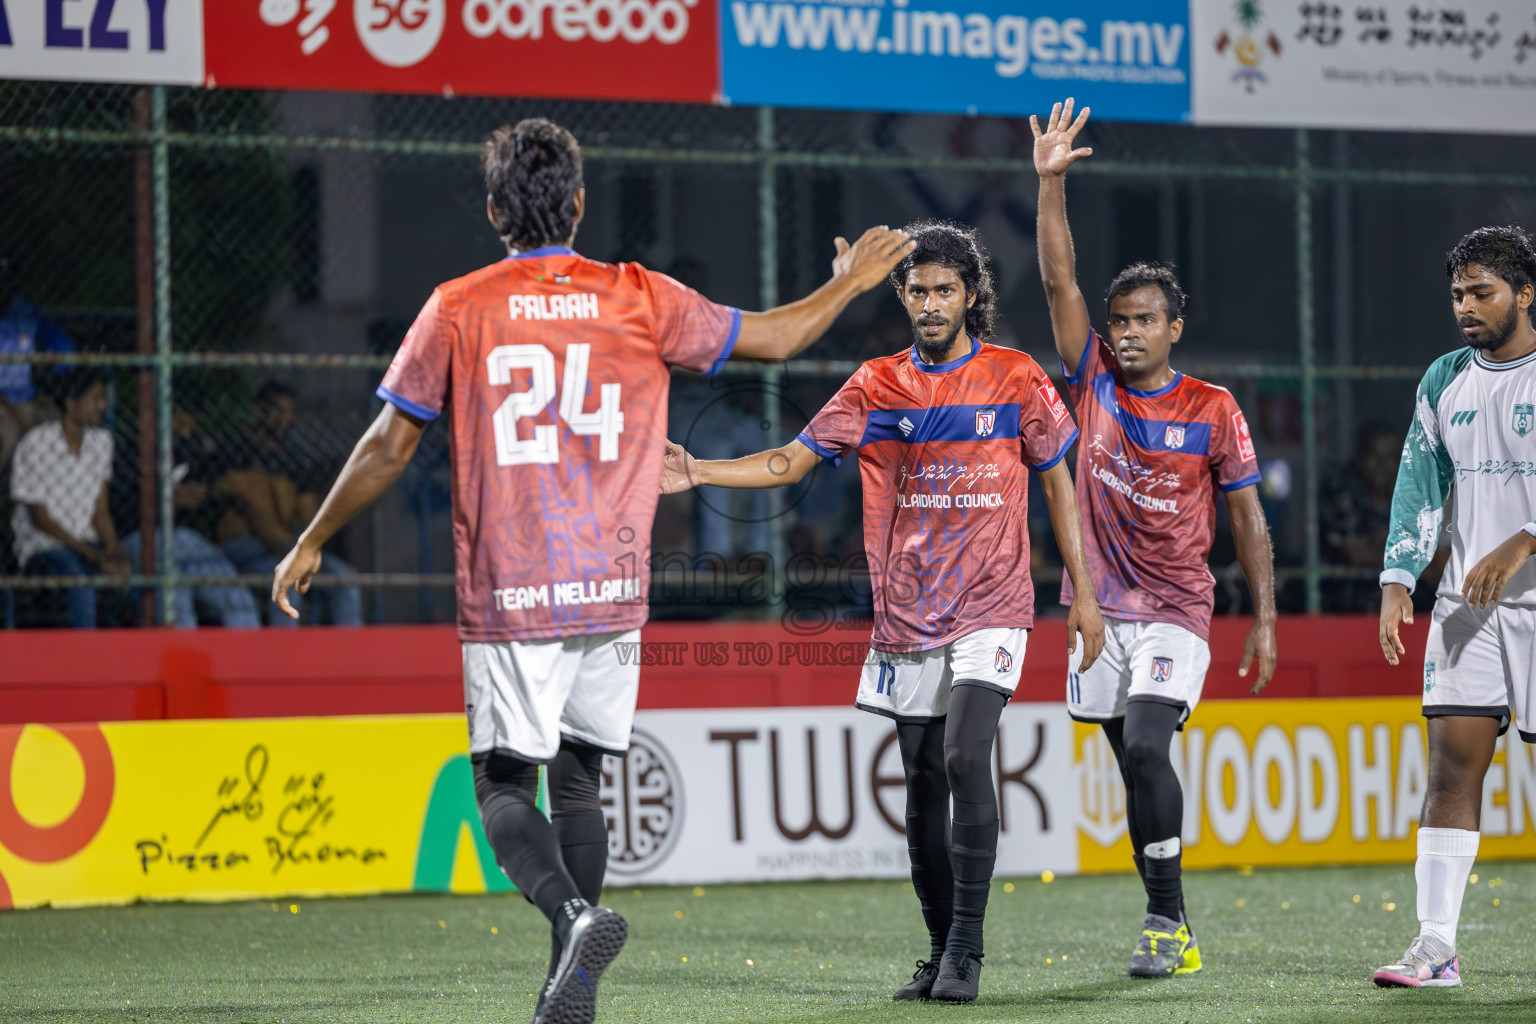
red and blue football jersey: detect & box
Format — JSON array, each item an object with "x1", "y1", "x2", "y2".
[
  {"x1": 800, "y1": 337, "x2": 1079, "y2": 652},
  {"x1": 1060, "y1": 330, "x2": 1262, "y2": 640}
]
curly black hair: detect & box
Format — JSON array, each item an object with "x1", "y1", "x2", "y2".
[
  {"x1": 1105, "y1": 261, "x2": 1187, "y2": 320},
  {"x1": 482, "y1": 119, "x2": 584, "y2": 251},
  {"x1": 1446, "y1": 225, "x2": 1536, "y2": 325},
  {"x1": 889, "y1": 220, "x2": 999, "y2": 340}
]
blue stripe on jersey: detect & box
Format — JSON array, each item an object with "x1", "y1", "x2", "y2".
[
  {"x1": 1220, "y1": 472, "x2": 1263, "y2": 492},
  {"x1": 377, "y1": 385, "x2": 440, "y2": 422},
  {"x1": 858, "y1": 403, "x2": 1021, "y2": 447},
  {"x1": 797, "y1": 431, "x2": 843, "y2": 466},
  {"x1": 1091, "y1": 373, "x2": 1211, "y2": 456},
  {"x1": 1034, "y1": 429, "x2": 1079, "y2": 471}
]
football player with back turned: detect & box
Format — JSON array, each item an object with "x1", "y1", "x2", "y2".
[
  {"x1": 1033, "y1": 98, "x2": 1279, "y2": 979},
  {"x1": 269, "y1": 119, "x2": 914, "y2": 1024}
]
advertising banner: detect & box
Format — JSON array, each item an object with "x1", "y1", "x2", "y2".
[
  {"x1": 720, "y1": 0, "x2": 1191, "y2": 122},
  {"x1": 5, "y1": 699, "x2": 1533, "y2": 908},
  {"x1": 1191, "y1": 0, "x2": 1536, "y2": 133},
  {"x1": 202, "y1": 0, "x2": 720, "y2": 104},
  {"x1": 0, "y1": 0, "x2": 204, "y2": 85}
]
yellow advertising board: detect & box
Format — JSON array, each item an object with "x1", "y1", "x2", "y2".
[
  {"x1": 1074, "y1": 697, "x2": 1536, "y2": 872},
  {"x1": 0, "y1": 716, "x2": 513, "y2": 910}
]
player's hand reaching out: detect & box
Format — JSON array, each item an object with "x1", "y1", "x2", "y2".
[
  {"x1": 1239, "y1": 619, "x2": 1277, "y2": 694},
  {"x1": 1031, "y1": 97, "x2": 1093, "y2": 179},
  {"x1": 1378, "y1": 582, "x2": 1414, "y2": 666},
  {"x1": 1066, "y1": 595, "x2": 1105, "y2": 673},
  {"x1": 272, "y1": 542, "x2": 322, "y2": 621},
  {"x1": 831, "y1": 226, "x2": 916, "y2": 293},
  {"x1": 661, "y1": 441, "x2": 699, "y2": 494}
]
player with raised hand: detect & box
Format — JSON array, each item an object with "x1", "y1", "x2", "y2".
[
  {"x1": 268, "y1": 118, "x2": 914, "y2": 1024},
  {"x1": 1374, "y1": 226, "x2": 1536, "y2": 990},
  {"x1": 1032, "y1": 98, "x2": 1278, "y2": 979},
  {"x1": 663, "y1": 221, "x2": 1105, "y2": 1004}
]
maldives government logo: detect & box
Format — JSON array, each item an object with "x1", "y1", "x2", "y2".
[
  {"x1": 1514, "y1": 403, "x2": 1534, "y2": 438},
  {"x1": 1165, "y1": 425, "x2": 1186, "y2": 450},
  {"x1": 975, "y1": 408, "x2": 996, "y2": 438},
  {"x1": 995, "y1": 646, "x2": 1012, "y2": 673},
  {"x1": 1151, "y1": 657, "x2": 1174, "y2": 683},
  {"x1": 1212, "y1": 0, "x2": 1283, "y2": 94}
]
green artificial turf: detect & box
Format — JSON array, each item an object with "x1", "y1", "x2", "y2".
[{"x1": 1, "y1": 862, "x2": 1534, "y2": 1023}]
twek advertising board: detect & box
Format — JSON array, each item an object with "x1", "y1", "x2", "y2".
[{"x1": 720, "y1": 0, "x2": 1191, "y2": 122}]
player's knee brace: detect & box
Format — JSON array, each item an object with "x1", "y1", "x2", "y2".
[
  {"x1": 549, "y1": 740, "x2": 606, "y2": 816},
  {"x1": 473, "y1": 752, "x2": 543, "y2": 833}
]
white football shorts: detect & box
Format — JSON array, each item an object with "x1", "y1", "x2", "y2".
[
  {"x1": 1423, "y1": 596, "x2": 1535, "y2": 742},
  {"x1": 463, "y1": 628, "x2": 641, "y2": 762},
  {"x1": 855, "y1": 627, "x2": 1028, "y2": 721},
  {"x1": 1067, "y1": 617, "x2": 1211, "y2": 726}
]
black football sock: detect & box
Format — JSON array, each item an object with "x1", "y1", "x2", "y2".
[
  {"x1": 473, "y1": 753, "x2": 584, "y2": 924},
  {"x1": 942, "y1": 683, "x2": 1007, "y2": 958},
  {"x1": 898, "y1": 718, "x2": 953, "y2": 962},
  {"x1": 547, "y1": 741, "x2": 610, "y2": 971},
  {"x1": 1123, "y1": 701, "x2": 1186, "y2": 921}
]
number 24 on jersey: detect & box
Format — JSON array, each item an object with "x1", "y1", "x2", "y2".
[{"x1": 488, "y1": 343, "x2": 625, "y2": 466}]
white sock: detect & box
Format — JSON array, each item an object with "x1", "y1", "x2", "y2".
[{"x1": 1415, "y1": 827, "x2": 1479, "y2": 950}]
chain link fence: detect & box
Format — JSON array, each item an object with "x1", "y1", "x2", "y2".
[{"x1": 3, "y1": 81, "x2": 1536, "y2": 627}]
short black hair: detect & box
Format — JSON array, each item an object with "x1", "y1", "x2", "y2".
[
  {"x1": 1106, "y1": 262, "x2": 1188, "y2": 320},
  {"x1": 889, "y1": 220, "x2": 998, "y2": 340},
  {"x1": 483, "y1": 119, "x2": 584, "y2": 251},
  {"x1": 54, "y1": 366, "x2": 105, "y2": 405},
  {"x1": 1446, "y1": 225, "x2": 1536, "y2": 324},
  {"x1": 255, "y1": 379, "x2": 295, "y2": 407}
]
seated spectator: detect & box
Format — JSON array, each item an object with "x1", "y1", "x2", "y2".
[
  {"x1": 0, "y1": 288, "x2": 73, "y2": 471},
  {"x1": 1323, "y1": 421, "x2": 1446, "y2": 612},
  {"x1": 215, "y1": 380, "x2": 361, "y2": 626},
  {"x1": 119, "y1": 406, "x2": 260, "y2": 629},
  {"x1": 9, "y1": 368, "x2": 127, "y2": 627}
]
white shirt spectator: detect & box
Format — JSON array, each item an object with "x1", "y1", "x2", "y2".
[{"x1": 9, "y1": 420, "x2": 113, "y2": 567}]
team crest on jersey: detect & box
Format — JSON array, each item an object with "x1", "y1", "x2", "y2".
[
  {"x1": 995, "y1": 646, "x2": 1013, "y2": 673},
  {"x1": 1165, "y1": 425, "x2": 1186, "y2": 449},
  {"x1": 976, "y1": 408, "x2": 997, "y2": 437},
  {"x1": 1151, "y1": 657, "x2": 1174, "y2": 682},
  {"x1": 1514, "y1": 403, "x2": 1534, "y2": 438}
]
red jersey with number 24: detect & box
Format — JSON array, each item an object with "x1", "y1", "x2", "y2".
[
  {"x1": 1059, "y1": 330, "x2": 1262, "y2": 640},
  {"x1": 378, "y1": 246, "x2": 740, "y2": 643},
  {"x1": 799, "y1": 337, "x2": 1079, "y2": 653}
]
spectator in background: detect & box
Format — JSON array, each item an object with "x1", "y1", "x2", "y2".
[
  {"x1": 9, "y1": 368, "x2": 127, "y2": 627},
  {"x1": 216, "y1": 380, "x2": 361, "y2": 626},
  {"x1": 0, "y1": 284, "x2": 74, "y2": 470},
  {"x1": 120, "y1": 406, "x2": 260, "y2": 628},
  {"x1": 1323, "y1": 421, "x2": 1446, "y2": 612}
]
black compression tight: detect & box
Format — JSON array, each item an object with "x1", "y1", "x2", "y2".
[{"x1": 1102, "y1": 700, "x2": 1186, "y2": 920}]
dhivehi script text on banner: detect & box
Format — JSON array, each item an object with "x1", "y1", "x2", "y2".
[{"x1": 1192, "y1": 0, "x2": 1536, "y2": 133}]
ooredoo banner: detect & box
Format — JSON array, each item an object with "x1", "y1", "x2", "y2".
[
  {"x1": 720, "y1": 0, "x2": 1191, "y2": 122},
  {"x1": 6, "y1": 699, "x2": 1533, "y2": 908},
  {"x1": 1191, "y1": 0, "x2": 1536, "y2": 133},
  {"x1": 202, "y1": 0, "x2": 720, "y2": 103},
  {"x1": 0, "y1": 0, "x2": 204, "y2": 85}
]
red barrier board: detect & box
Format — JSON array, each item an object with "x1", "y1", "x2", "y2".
[
  {"x1": 0, "y1": 616, "x2": 1419, "y2": 724},
  {"x1": 203, "y1": 0, "x2": 719, "y2": 104}
]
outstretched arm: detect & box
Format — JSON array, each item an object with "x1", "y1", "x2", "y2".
[
  {"x1": 1032, "y1": 98, "x2": 1095, "y2": 373},
  {"x1": 271, "y1": 403, "x2": 426, "y2": 618},
  {"x1": 1038, "y1": 459, "x2": 1104, "y2": 671},
  {"x1": 1225, "y1": 484, "x2": 1277, "y2": 693},
  {"x1": 732, "y1": 227, "x2": 915, "y2": 362},
  {"x1": 662, "y1": 439, "x2": 821, "y2": 493}
]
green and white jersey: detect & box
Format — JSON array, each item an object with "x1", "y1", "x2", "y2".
[{"x1": 1382, "y1": 346, "x2": 1536, "y2": 606}]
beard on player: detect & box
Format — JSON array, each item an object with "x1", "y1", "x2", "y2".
[
  {"x1": 913, "y1": 312, "x2": 965, "y2": 364},
  {"x1": 1459, "y1": 302, "x2": 1520, "y2": 351}
]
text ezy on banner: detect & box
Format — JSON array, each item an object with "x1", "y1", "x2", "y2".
[
  {"x1": 202, "y1": 0, "x2": 720, "y2": 104},
  {"x1": 720, "y1": 0, "x2": 1191, "y2": 123},
  {"x1": 1192, "y1": 0, "x2": 1536, "y2": 133},
  {"x1": 0, "y1": 0, "x2": 204, "y2": 84}
]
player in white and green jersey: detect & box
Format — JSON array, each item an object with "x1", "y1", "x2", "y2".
[{"x1": 1374, "y1": 225, "x2": 1536, "y2": 990}]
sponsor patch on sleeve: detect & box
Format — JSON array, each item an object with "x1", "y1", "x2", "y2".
[
  {"x1": 1038, "y1": 380, "x2": 1070, "y2": 426},
  {"x1": 1233, "y1": 411, "x2": 1256, "y2": 462}
]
